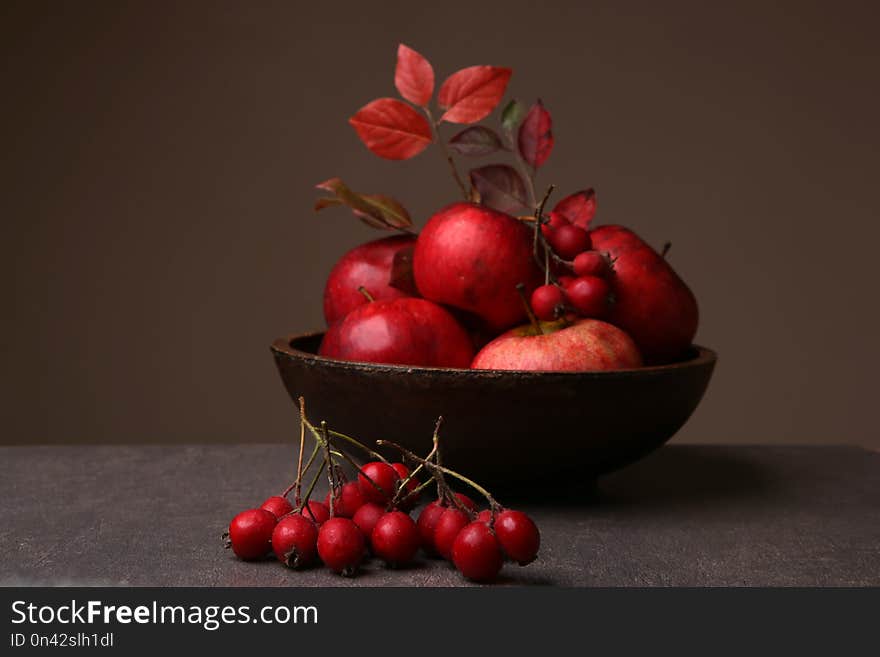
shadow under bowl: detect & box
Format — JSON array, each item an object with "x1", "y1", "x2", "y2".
[{"x1": 271, "y1": 333, "x2": 717, "y2": 486}]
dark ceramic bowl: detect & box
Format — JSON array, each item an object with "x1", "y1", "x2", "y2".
[{"x1": 271, "y1": 333, "x2": 716, "y2": 486}]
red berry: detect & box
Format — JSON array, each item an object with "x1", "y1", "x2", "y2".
[
  {"x1": 573, "y1": 251, "x2": 612, "y2": 278},
  {"x1": 475, "y1": 509, "x2": 494, "y2": 524},
  {"x1": 530, "y1": 284, "x2": 566, "y2": 321},
  {"x1": 301, "y1": 500, "x2": 330, "y2": 526},
  {"x1": 547, "y1": 224, "x2": 591, "y2": 260},
  {"x1": 494, "y1": 510, "x2": 540, "y2": 565},
  {"x1": 271, "y1": 514, "x2": 318, "y2": 568},
  {"x1": 358, "y1": 462, "x2": 400, "y2": 505},
  {"x1": 433, "y1": 508, "x2": 471, "y2": 560},
  {"x1": 416, "y1": 501, "x2": 447, "y2": 555},
  {"x1": 453, "y1": 493, "x2": 477, "y2": 511},
  {"x1": 371, "y1": 511, "x2": 421, "y2": 566},
  {"x1": 352, "y1": 502, "x2": 386, "y2": 540},
  {"x1": 567, "y1": 275, "x2": 611, "y2": 318},
  {"x1": 325, "y1": 481, "x2": 366, "y2": 518},
  {"x1": 226, "y1": 509, "x2": 276, "y2": 560},
  {"x1": 540, "y1": 211, "x2": 569, "y2": 240},
  {"x1": 557, "y1": 275, "x2": 576, "y2": 289},
  {"x1": 452, "y1": 521, "x2": 504, "y2": 582},
  {"x1": 391, "y1": 462, "x2": 420, "y2": 510},
  {"x1": 317, "y1": 517, "x2": 365, "y2": 576},
  {"x1": 260, "y1": 495, "x2": 293, "y2": 519}
]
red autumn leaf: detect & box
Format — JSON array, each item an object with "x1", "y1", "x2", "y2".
[
  {"x1": 469, "y1": 164, "x2": 528, "y2": 214},
  {"x1": 394, "y1": 44, "x2": 434, "y2": 107},
  {"x1": 448, "y1": 126, "x2": 505, "y2": 157},
  {"x1": 349, "y1": 98, "x2": 433, "y2": 160},
  {"x1": 438, "y1": 66, "x2": 513, "y2": 124},
  {"x1": 518, "y1": 100, "x2": 554, "y2": 169},
  {"x1": 553, "y1": 189, "x2": 597, "y2": 229}
]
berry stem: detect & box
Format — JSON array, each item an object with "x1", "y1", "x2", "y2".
[
  {"x1": 661, "y1": 241, "x2": 672, "y2": 258},
  {"x1": 516, "y1": 283, "x2": 543, "y2": 335},
  {"x1": 302, "y1": 418, "x2": 387, "y2": 499},
  {"x1": 433, "y1": 462, "x2": 502, "y2": 513},
  {"x1": 357, "y1": 286, "x2": 375, "y2": 302},
  {"x1": 544, "y1": 244, "x2": 550, "y2": 286},
  {"x1": 295, "y1": 397, "x2": 308, "y2": 504},
  {"x1": 378, "y1": 420, "x2": 471, "y2": 516},
  {"x1": 321, "y1": 421, "x2": 335, "y2": 517},
  {"x1": 425, "y1": 107, "x2": 469, "y2": 201},
  {"x1": 294, "y1": 452, "x2": 324, "y2": 511},
  {"x1": 281, "y1": 442, "x2": 319, "y2": 499},
  {"x1": 327, "y1": 428, "x2": 389, "y2": 463},
  {"x1": 433, "y1": 422, "x2": 444, "y2": 502},
  {"x1": 531, "y1": 184, "x2": 555, "y2": 272},
  {"x1": 377, "y1": 437, "x2": 494, "y2": 514},
  {"x1": 430, "y1": 427, "x2": 469, "y2": 514},
  {"x1": 395, "y1": 477, "x2": 435, "y2": 508},
  {"x1": 390, "y1": 419, "x2": 440, "y2": 507}
]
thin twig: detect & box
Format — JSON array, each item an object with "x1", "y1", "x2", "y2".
[
  {"x1": 295, "y1": 397, "x2": 307, "y2": 505},
  {"x1": 425, "y1": 107, "x2": 469, "y2": 200},
  {"x1": 321, "y1": 421, "x2": 335, "y2": 518}
]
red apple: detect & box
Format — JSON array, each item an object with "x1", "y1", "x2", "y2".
[
  {"x1": 319, "y1": 297, "x2": 474, "y2": 368},
  {"x1": 471, "y1": 318, "x2": 642, "y2": 371},
  {"x1": 589, "y1": 225, "x2": 698, "y2": 364},
  {"x1": 413, "y1": 203, "x2": 543, "y2": 332},
  {"x1": 323, "y1": 235, "x2": 417, "y2": 325}
]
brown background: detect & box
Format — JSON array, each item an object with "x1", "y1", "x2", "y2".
[{"x1": 2, "y1": 1, "x2": 878, "y2": 447}]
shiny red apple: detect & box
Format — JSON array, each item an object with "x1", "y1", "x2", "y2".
[
  {"x1": 470, "y1": 317, "x2": 642, "y2": 371},
  {"x1": 319, "y1": 297, "x2": 474, "y2": 368},
  {"x1": 413, "y1": 203, "x2": 543, "y2": 332},
  {"x1": 323, "y1": 235, "x2": 417, "y2": 325},
  {"x1": 589, "y1": 225, "x2": 698, "y2": 364}
]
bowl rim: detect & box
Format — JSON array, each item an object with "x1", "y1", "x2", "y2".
[{"x1": 271, "y1": 331, "x2": 717, "y2": 379}]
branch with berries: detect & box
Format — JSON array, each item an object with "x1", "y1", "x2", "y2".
[{"x1": 223, "y1": 397, "x2": 540, "y2": 582}]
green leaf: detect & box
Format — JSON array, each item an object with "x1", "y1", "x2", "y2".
[
  {"x1": 501, "y1": 99, "x2": 526, "y2": 133},
  {"x1": 314, "y1": 178, "x2": 413, "y2": 231}
]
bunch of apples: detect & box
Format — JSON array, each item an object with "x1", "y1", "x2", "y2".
[{"x1": 314, "y1": 45, "x2": 698, "y2": 371}]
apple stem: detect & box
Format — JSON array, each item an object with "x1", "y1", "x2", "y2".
[
  {"x1": 424, "y1": 107, "x2": 469, "y2": 201},
  {"x1": 357, "y1": 286, "x2": 375, "y2": 302},
  {"x1": 516, "y1": 282, "x2": 543, "y2": 335},
  {"x1": 661, "y1": 242, "x2": 672, "y2": 258}
]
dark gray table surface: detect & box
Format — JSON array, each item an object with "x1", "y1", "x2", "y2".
[{"x1": 1, "y1": 444, "x2": 878, "y2": 586}]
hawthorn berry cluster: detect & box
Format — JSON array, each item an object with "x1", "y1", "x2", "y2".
[
  {"x1": 529, "y1": 198, "x2": 618, "y2": 323},
  {"x1": 223, "y1": 398, "x2": 539, "y2": 583}
]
